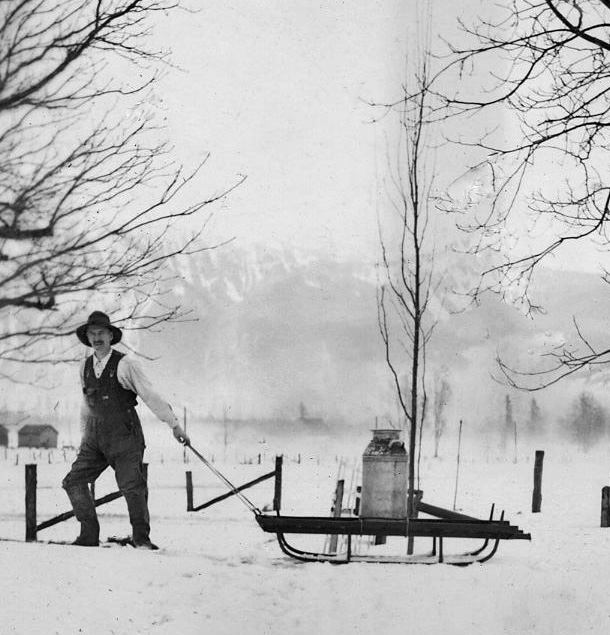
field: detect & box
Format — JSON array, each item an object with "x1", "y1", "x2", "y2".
[{"x1": 1, "y1": 433, "x2": 610, "y2": 635}]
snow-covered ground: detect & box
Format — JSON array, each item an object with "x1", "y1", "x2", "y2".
[{"x1": 2, "y1": 436, "x2": 610, "y2": 635}]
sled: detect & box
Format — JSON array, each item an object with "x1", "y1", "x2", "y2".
[
  {"x1": 255, "y1": 503, "x2": 530, "y2": 565},
  {"x1": 180, "y1": 446, "x2": 530, "y2": 565},
  {"x1": 182, "y1": 447, "x2": 531, "y2": 565},
  {"x1": 252, "y1": 457, "x2": 530, "y2": 565}
]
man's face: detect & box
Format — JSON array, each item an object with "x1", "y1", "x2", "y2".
[{"x1": 86, "y1": 326, "x2": 113, "y2": 356}]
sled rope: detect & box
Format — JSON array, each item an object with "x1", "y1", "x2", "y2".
[{"x1": 186, "y1": 443, "x2": 262, "y2": 515}]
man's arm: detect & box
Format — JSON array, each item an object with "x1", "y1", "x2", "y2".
[{"x1": 117, "y1": 356, "x2": 190, "y2": 445}]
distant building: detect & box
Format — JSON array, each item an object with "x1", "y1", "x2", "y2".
[
  {"x1": 0, "y1": 424, "x2": 8, "y2": 447},
  {"x1": 18, "y1": 424, "x2": 58, "y2": 449},
  {"x1": 0, "y1": 410, "x2": 31, "y2": 448}
]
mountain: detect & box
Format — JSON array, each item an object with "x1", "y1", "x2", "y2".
[
  {"x1": 129, "y1": 243, "x2": 610, "y2": 431},
  {"x1": 135, "y1": 244, "x2": 386, "y2": 424},
  {"x1": 4, "y1": 242, "x2": 610, "y2": 441}
]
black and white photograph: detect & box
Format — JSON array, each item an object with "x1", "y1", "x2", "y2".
[{"x1": 2, "y1": 1, "x2": 610, "y2": 633}]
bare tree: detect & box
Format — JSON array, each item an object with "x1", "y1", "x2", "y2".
[
  {"x1": 565, "y1": 391, "x2": 609, "y2": 452},
  {"x1": 416, "y1": 1, "x2": 610, "y2": 388},
  {"x1": 0, "y1": 1, "x2": 243, "y2": 377},
  {"x1": 502, "y1": 394, "x2": 519, "y2": 462},
  {"x1": 432, "y1": 370, "x2": 451, "y2": 458},
  {"x1": 376, "y1": 38, "x2": 445, "y2": 519},
  {"x1": 526, "y1": 396, "x2": 545, "y2": 438}
]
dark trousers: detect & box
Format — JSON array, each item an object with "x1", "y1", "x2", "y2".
[{"x1": 62, "y1": 413, "x2": 150, "y2": 540}]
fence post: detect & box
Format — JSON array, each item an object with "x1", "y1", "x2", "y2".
[
  {"x1": 452, "y1": 419, "x2": 464, "y2": 511},
  {"x1": 602, "y1": 486, "x2": 610, "y2": 528},
  {"x1": 273, "y1": 455, "x2": 283, "y2": 512},
  {"x1": 329, "y1": 479, "x2": 345, "y2": 553},
  {"x1": 25, "y1": 464, "x2": 37, "y2": 542},
  {"x1": 353, "y1": 485, "x2": 361, "y2": 516},
  {"x1": 186, "y1": 471, "x2": 194, "y2": 512},
  {"x1": 532, "y1": 450, "x2": 544, "y2": 513}
]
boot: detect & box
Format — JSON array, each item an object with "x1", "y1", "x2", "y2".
[
  {"x1": 131, "y1": 522, "x2": 158, "y2": 550},
  {"x1": 124, "y1": 491, "x2": 158, "y2": 550},
  {"x1": 65, "y1": 484, "x2": 100, "y2": 546},
  {"x1": 132, "y1": 536, "x2": 159, "y2": 550},
  {"x1": 133, "y1": 540, "x2": 159, "y2": 551},
  {"x1": 73, "y1": 519, "x2": 100, "y2": 547}
]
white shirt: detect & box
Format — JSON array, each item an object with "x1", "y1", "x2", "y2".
[
  {"x1": 80, "y1": 351, "x2": 180, "y2": 432},
  {"x1": 92, "y1": 350, "x2": 112, "y2": 378}
]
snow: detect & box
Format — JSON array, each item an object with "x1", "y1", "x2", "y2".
[{"x1": 2, "y1": 439, "x2": 610, "y2": 635}]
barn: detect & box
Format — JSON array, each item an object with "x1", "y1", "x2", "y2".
[
  {"x1": 18, "y1": 424, "x2": 59, "y2": 449},
  {"x1": 0, "y1": 424, "x2": 8, "y2": 447}
]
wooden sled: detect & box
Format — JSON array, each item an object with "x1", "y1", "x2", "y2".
[
  {"x1": 181, "y1": 451, "x2": 530, "y2": 565},
  {"x1": 256, "y1": 500, "x2": 531, "y2": 565}
]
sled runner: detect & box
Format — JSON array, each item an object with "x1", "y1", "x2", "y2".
[{"x1": 255, "y1": 504, "x2": 530, "y2": 565}]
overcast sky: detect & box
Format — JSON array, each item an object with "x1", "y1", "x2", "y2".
[
  {"x1": 147, "y1": 0, "x2": 472, "y2": 260},
  {"x1": 111, "y1": 0, "x2": 610, "y2": 276}
]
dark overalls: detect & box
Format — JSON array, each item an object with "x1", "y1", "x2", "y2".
[{"x1": 62, "y1": 350, "x2": 151, "y2": 543}]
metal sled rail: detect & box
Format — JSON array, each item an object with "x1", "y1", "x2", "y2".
[
  {"x1": 255, "y1": 511, "x2": 530, "y2": 565},
  {"x1": 274, "y1": 531, "x2": 500, "y2": 565}
]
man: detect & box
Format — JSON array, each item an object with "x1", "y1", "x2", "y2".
[{"x1": 62, "y1": 311, "x2": 190, "y2": 550}]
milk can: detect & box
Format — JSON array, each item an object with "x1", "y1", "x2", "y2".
[{"x1": 360, "y1": 428, "x2": 408, "y2": 518}]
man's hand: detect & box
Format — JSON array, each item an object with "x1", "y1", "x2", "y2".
[{"x1": 172, "y1": 424, "x2": 190, "y2": 445}]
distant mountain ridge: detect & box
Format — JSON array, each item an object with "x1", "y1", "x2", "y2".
[
  {"x1": 131, "y1": 243, "x2": 610, "y2": 427},
  {"x1": 2, "y1": 243, "x2": 609, "y2": 438},
  {"x1": 136, "y1": 243, "x2": 384, "y2": 422}
]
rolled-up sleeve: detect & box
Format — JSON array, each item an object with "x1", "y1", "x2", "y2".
[{"x1": 117, "y1": 356, "x2": 179, "y2": 429}]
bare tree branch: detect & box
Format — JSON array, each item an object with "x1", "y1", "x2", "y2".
[
  {"x1": 375, "y1": 20, "x2": 453, "y2": 520},
  {"x1": 393, "y1": 0, "x2": 610, "y2": 388},
  {"x1": 0, "y1": 0, "x2": 242, "y2": 374}
]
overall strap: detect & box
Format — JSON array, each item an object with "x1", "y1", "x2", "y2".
[
  {"x1": 84, "y1": 354, "x2": 95, "y2": 385},
  {"x1": 104, "y1": 349, "x2": 124, "y2": 379}
]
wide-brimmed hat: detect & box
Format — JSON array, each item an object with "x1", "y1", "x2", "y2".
[{"x1": 76, "y1": 311, "x2": 122, "y2": 346}]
